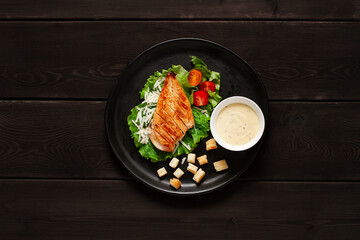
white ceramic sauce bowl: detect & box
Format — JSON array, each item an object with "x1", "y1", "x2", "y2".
[{"x1": 210, "y1": 96, "x2": 265, "y2": 151}]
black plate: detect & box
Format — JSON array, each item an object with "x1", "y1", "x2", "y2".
[{"x1": 106, "y1": 38, "x2": 268, "y2": 195}]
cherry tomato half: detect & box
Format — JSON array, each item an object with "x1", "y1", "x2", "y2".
[
  {"x1": 188, "y1": 69, "x2": 202, "y2": 86},
  {"x1": 193, "y1": 90, "x2": 208, "y2": 107},
  {"x1": 199, "y1": 81, "x2": 216, "y2": 95}
]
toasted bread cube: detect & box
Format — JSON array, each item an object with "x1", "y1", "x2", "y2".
[
  {"x1": 169, "y1": 158, "x2": 179, "y2": 168},
  {"x1": 193, "y1": 168, "x2": 206, "y2": 183},
  {"x1": 206, "y1": 138, "x2": 217, "y2": 151},
  {"x1": 197, "y1": 155, "x2": 208, "y2": 165},
  {"x1": 170, "y1": 178, "x2": 181, "y2": 190},
  {"x1": 187, "y1": 153, "x2": 196, "y2": 163},
  {"x1": 157, "y1": 167, "x2": 167, "y2": 178},
  {"x1": 213, "y1": 160, "x2": 229, "y2": 172},
  {"x1": 173, "y1": 168, "x2": 184, "y2": 179},
  {"x1": 187, "y1": 163, "x2": 198, "y2": 174}
]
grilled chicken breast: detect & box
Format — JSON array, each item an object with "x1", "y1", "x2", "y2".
[{"x1": 149, "y1": 72, "x2": 194, "y2": 152}]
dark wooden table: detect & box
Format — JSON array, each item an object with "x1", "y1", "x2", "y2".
[{"x1": 1, "y1": 1, "x2": 360, "y2": 239}]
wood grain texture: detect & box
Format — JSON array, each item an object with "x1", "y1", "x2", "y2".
[
  {"x1": 0, "y1": 21, "x2": 359, "y2": 100},
  {"x1": 0, "y1": 0, "x2": 359, "y2": 20},
  {"x1": 0, "y1": 100, "x2": 128, "y2": 179},
  {"x1": 0, "y1": 101, "x2": 358, "y2": 181},
  {"x1": 243, "y1": 101, "x2": 360, "y2": 180},
  {"x1": 0, "y1": 180, "x2": 360, "y2": 240}
]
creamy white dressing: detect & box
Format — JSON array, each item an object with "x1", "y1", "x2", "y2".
[{"x1": 216, "y1": 103, "x2": 259, "y2": 145}]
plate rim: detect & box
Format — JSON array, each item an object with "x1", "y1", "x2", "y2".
[{"x1": 105, "y1": 38, "x2": 268, "y2": 196}]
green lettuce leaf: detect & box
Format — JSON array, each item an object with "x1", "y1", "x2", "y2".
[
  {"x1": 190, "y1": 56, "x2": 212, "y2": 78},
  {"x1": 169, "y1": 65, "x2": 198, "y2": 96},
  {"x1": 128, "y1": 106, "x2": 209, "y2": 162},
  {"x1": 140, "y1": 70, "x2": 167, "y2": 99},
  {"x1": 190, "y1": 56, "x2": 222, "y2": 108},
  {"x1": 208, "y1": 90, "x2": 222, "y2": 108},
  {"x1": 127, "y1": 56, "x2": 220, "y2": 162}
]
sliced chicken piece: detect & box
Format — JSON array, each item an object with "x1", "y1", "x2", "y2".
[
  {"x1": 149, "y1": 72, "x2": 194, "y2": 152},
  {"x1": 175, "y1": 91, "x2": 193, "y2": 117},
  {"x1": 161, "y1": 73, "x2": 194, "y2": 129},
  {"x1": 167, "y1": 101, "x2": 193, "y2": 130},
  {"x1": 149, "y1": 127, "x2": 174, "y2": 152},
  {"x1": 158, "y1": 102, "x2": 188, "y2": 133},
  {"x1": 151, "y1": 118, "x2": 176, "y2": 143},
  {"x1": 151, "y1": 120, "x2": 176, "y2": 147},
  {"x1": 154, "y1": 111, "x2": 184, "y2": 140}
]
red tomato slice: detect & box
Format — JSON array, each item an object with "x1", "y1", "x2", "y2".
[
  {"x1": 193, "y1": 90, "x2": 208, "y2": 107},
  {"x1": 199, "y1": 81, "x2": 216, "y2": 95}
]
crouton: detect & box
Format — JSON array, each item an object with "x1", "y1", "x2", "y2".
[
  {"x1": 157, "y1": 167, "x2": 167, "y2": 177},
  {"x1": 206, "y1": 138, "x2": 217, "y2": 151},
  {"x1": 173, "y1": 168, "x2": 184, "y2": 179},
  {"x1": 187, "y1": 163, "x2": 198, "y2": 174},
  {"x1": 169, "y1": 158, "x2": 179, "y2": 168},
  {"x1": 197, "y1": 155, "x2": 208, "y2": 165},
  {"x1": 170, "y1": 178, "x2": 181, "y2": 190},
  {"x1": 213, "y1": 160, "x2": 229, "y2": 172},
  {"x1": 193, "y1": 168, "x2": 206, "y2": 183},
  {"x1": 187, "y1": 153, "x2": 196, "y2": 163}
]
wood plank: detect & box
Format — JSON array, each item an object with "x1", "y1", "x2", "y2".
[
  {"x1": 0, "y1": 21, "x2": 359, "y2": 100},
  {"x1": 0, "y1": 101, "x2": 359, "y2": 181},
  {"x1": 243, "y1": 101, "x2": 360, "y2": 181},
  {"x1": 0, "y1": 100, "x2": 129, "y2": 179},
  {"x1": 0, "y1": 180, "x2": 360, "y2": 240},
  {"x1": 0, "y1": 0, "x2": 359, "y2": 20}
]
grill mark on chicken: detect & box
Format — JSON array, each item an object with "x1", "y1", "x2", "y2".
[
  {"x1": 163, "y1": 103, "x2": 189, "y2": 132},
  {"x1": 151, "y1": 121, "x2": 176, "y2": 145},
  {"x1": 166, "y1": 103, "x2": 191, "y2": 130},
  {"x1": 156, "y1": 93, "x2": 188, "y2": 133},
  {"x1": 149, "y1": 127, "x2": 174, "y2": 152},
  {"x1": 159, "y1": 78, "x2": 194, "y2": 129},
  {"x1": 165, "y1": 83, "x2": 194, "y2": 128},
  {"x1": 154, "y1": 111, "x2": 184, "y2": 139},
  {"x1": 149, "y1": 71, "x2": 194, "y2": 152},
  {"x1": 155, "y1": 103, "x2": 186, "y2": 135},
  {"x1": 174, "y1": 91, "x2": 193, "y2": 113},
  {"x1": 152, "y1": 116, "x2": 177, "y2": 142},
  {"x1": 173, "y1": 100, "x2": 194, "y2": 128}
]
